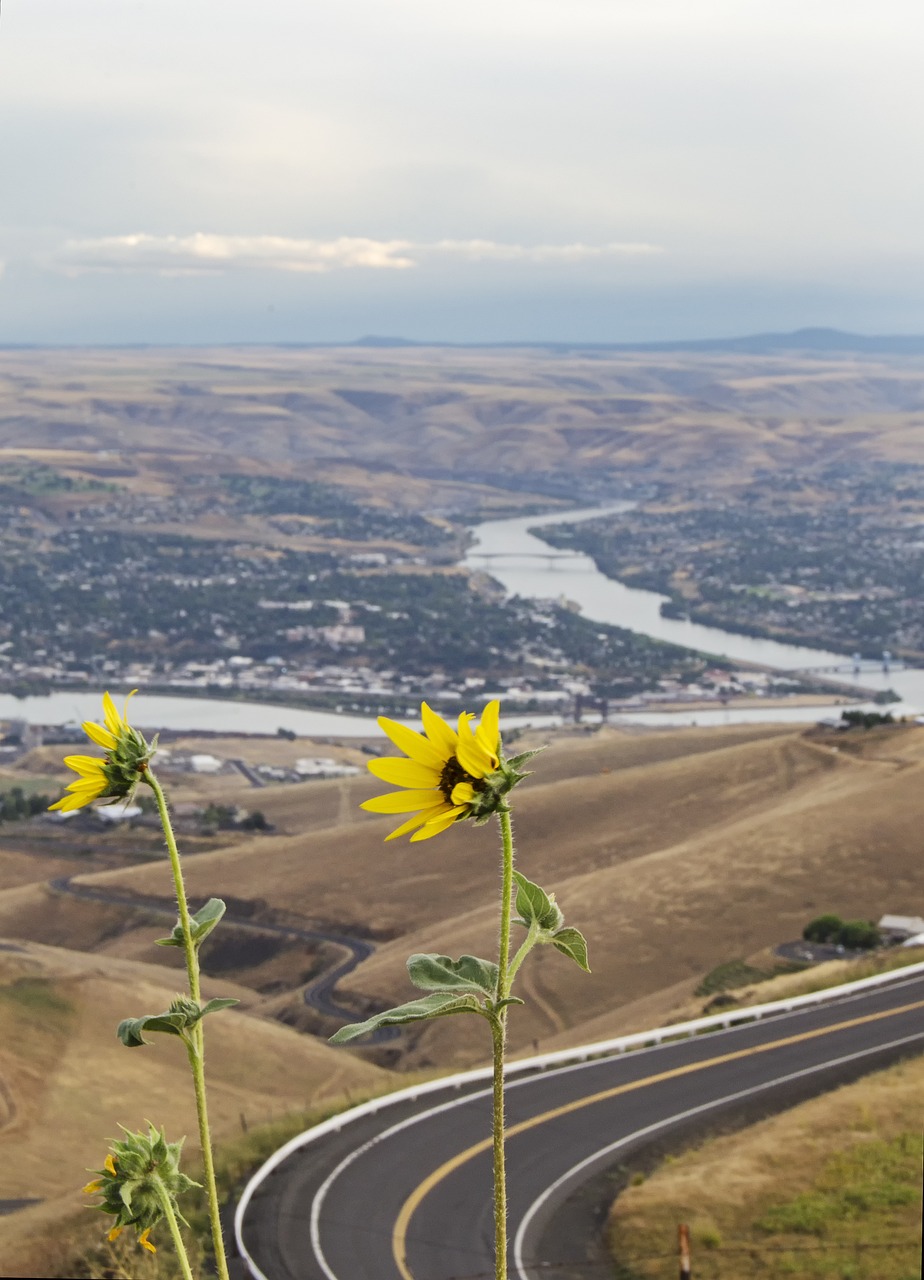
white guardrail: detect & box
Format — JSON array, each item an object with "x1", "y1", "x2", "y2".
[{"x1": 234, "y1": 959, "x2": 924, "y2": 1277}]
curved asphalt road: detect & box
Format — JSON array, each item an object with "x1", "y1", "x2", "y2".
[
  {"x1": 49, "y1": 876, "x2": 399, "y2": 1037},
  {"x1": 237, "y1": 971, "x2": 924, "y2": 1280}
]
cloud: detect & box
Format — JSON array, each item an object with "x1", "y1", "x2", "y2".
[
  {"x1": 46, "y1": 233, "x2": 663, "y2": 276},
  {"x1": 432, "y1": 239, "x2": 663, "y2": 262},
  {"x1": 48, "y1": 233, "x2": 418, "y2": 276}
]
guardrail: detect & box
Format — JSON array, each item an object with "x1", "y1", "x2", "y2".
[{"x1": 234, "y1": 958, "x2": 924, "y2": 1278}]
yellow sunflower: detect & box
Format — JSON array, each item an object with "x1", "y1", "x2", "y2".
[
  {"x1": 49, "y1": 691, "x2": 153, "y2": 813},
  {"x1": 361, "y1": 700, "x2": 504, "y2": 842}
]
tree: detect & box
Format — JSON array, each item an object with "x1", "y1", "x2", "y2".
[
  {"x1": 837, "y1": 920, "x2": 880, "y2": 950},
  {"x1": 803, "y1": 914, "x2": 843, "y2": 943}
]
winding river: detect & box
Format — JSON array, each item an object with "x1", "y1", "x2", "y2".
[{"x1": 2, "y1": 506, "x2": 920, "y2": 734}]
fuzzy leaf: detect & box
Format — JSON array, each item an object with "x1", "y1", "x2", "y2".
[
  {"x1": 512, "y1": 870, "x2": 565, "y2": 932},
  {"x1": 117, "y1": 1012, "x2": 186, "y2": 1047},
  {"x1": 330, "y1": 992, "x2": 486, "y2": 1044},
  {"x1": 407, "y1": 953, "x2": 498, "y2": 997},
  {"x1": 156, "y1": 897, "x2": 227, "y2": 950},
  {"x1": 552, "y1": 927, "x2": 591, "y2": 972},
  {"x1": 199, "y1": 997, "x2": 240, "y2": 1017},
  {"x1": 117, "y1": 996, "x2": 238, "y2": 1047}
]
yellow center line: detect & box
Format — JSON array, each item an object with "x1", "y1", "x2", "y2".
[{"x1": 391, "y1": 998, "x2": 924, "y2": 1278}]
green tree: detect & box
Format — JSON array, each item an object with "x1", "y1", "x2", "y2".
[{"x1": 803, "y1": 914, "x2": 843, "y2": 943}]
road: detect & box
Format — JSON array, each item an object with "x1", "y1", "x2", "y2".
[
  {"x1": 48, "y1": 876, "x2": 397, "y2": 1034},
  {"x1": 236, "y1": 970, "x2": 924, "y2": 1280}
]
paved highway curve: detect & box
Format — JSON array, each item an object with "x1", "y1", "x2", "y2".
[{"x1": 237, "y1": 972, "x2": 924, "y2": 1280}]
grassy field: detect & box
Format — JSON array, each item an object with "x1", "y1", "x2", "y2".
[{"x1": 608, "y1": 1053, "x2": 924, "y2": 1279}]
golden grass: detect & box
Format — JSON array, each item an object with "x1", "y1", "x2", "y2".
[
  {"x1": 608, "y1": 1053, "x2": 924, "y2": 1278},
  {"x1": 0, "y1": 940, "x2": 386, "y2": 1215}
]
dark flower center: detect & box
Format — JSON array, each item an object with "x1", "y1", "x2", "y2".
[{"x1": 438, "y1": 755, "x2": 481, "y2": 802}]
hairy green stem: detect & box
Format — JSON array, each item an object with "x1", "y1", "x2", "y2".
[
  {"x1": 492, "y1": 805, "x2": 516, "y2": 1280},
  {"x1": 490, "y1": 1013, "x2": 508, "y2": 1280},
  {"x1": 507, "y1": 917, "x2": 540, "y2": 989},
  {"x1": 147, "y1": 769, "x2": 229, "y2": 1280},
  {"x1": 153, "y1": 1179, "x2": 196, "y2": 1280}
]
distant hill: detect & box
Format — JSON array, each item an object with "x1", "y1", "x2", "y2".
[{"x1": 345, "y1": 328, "x2": 924, "y2": 356}]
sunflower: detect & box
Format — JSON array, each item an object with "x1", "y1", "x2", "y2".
[
  {"x1": 361, "y1": 700, "x2": 515, "y2": 842},
  {"x1": 49, "y1": 691, "x2": 154, "y2": 813}
]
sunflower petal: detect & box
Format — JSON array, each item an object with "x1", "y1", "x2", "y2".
[
  {"x1": 475, "y1": 700, "x2": 501, "y2": 757},
  {"x1": 366, "y1": 757, "x2": 442, "y2": 789},
  {"x1": 420, "y1": 702, "x2": 458, "y2": 757},
  {"x1": 361, "y1": 789, "x2": 446, "y2": 815},
  {"x1": 63, "y1": 755, "x2": 108, "y2": 777},
  {"x1": 410, "y1": 806, "x2": 466, "y2": 842},
  {"x1": 455, "y1": 716, "x2": 494, "y2": 778},
  {"x1": 49, "y1": 793, "x2": 85, "y2": 812},
  {"x1": 102, "y1": 691, "x2": 122, "y2": 736},
  {"x1": 376, "y1": 717, "x2": 445, "y2": 770},
  {"x1": 384, "y1": 805, "x2": 451, "y2": 842},
  {"x1": 138, "y1": 1227, "x2": 157, "y2": 1254},
  {"x1": 83, "y1": 721, "x2": 116, "y2": 750},
  {"x1": 450, "y1": 781, "x2": 475, "y2": 806},
  {"x1": 65, "y1": 777, "x2": 107, "y2": 796}
]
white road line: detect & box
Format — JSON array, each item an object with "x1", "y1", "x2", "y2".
[{"x1": 511, "y1": 1031, "x2": 924, "y2": 1280}]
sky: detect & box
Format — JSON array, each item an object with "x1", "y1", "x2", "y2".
[{"x1": 1, "y1": 0, "x2": 923, "y2": 345}]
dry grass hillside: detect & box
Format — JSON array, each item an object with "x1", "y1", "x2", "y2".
[
  {"x1": 0, "y1": 937, "x2": 386, "y2": 1270},
  {"x1": 1, "y1": 346, "x2": 922, "y2": 496},
  {"x1": 5, "y1": 722, "x2": 920, "y2": 1073}
]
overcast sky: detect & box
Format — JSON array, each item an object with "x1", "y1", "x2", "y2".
[{"x1": 2, "y1": 0, "x2": 923, "y2": 344}]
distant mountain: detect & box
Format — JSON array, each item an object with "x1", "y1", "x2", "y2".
[
  {"x1": 344, "y1": 327, "x2": 924, "y2": 356},
  {"x1": 610, "y1": 327, "x2": 924, "y2": 356}
]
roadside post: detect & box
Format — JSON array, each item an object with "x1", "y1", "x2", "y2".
[{"x1": 678, "y1": 1222, "x2": 692, "y2": 1279}]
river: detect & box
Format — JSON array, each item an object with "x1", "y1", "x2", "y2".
[
  {"x1": 2, "y1": 506, "x2": 920, "y2": 735},
  {"x1": 464, "y1": 504, "x2": 924, "y2": 717}
]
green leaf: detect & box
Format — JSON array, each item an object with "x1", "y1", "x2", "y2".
[
  {"x1": 406, "y1": 953, "x2": 498, "y2": 997},
  {"x1": 156, "y1": 897, "x2": 227, "y2": 950},
  {"x1": 329, "y1": 992, "x2": 486, "y2": 1044},
  {"x1": 512, "y1": 870, "x2": 565, "y2": 932},
  {"x1": 117, "y1": 995, "x2": 239, "y2": 1047},
  {"x1": 552, "y1": 927, "x2": 591, "y2": 972},
  {"x1": 117, "y1": 1012, "x2": 186, "y2": 1047},
  {"x1": 199, "y1": 997, "x2": 240, "y2": 1017}
]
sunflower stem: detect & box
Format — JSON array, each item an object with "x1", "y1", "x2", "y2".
[
  {"x1": 147, "y1": 769, "x2": 229, "y2": 1280},
  {"x1": 153, "y1": 1178, "x2": 196, "y2": 1280},
  {"x1": 491, "y1": 804, "x2": 516, "y2": 1280},
  {"x1": 507, "y1": 917, "x2": 540, "y2": 988}
]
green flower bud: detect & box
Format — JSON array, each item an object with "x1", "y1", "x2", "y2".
[{"x1": 83, "y1": 1123, "x2": 199, "y2": 1253}]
